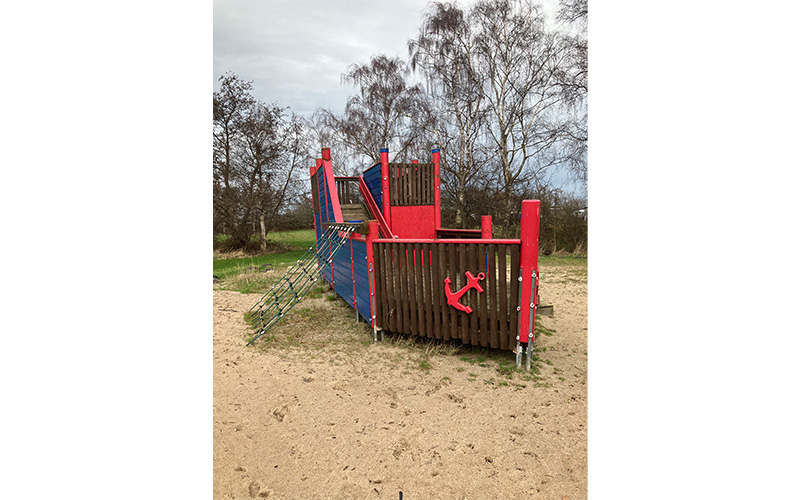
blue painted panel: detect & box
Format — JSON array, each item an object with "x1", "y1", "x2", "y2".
[
  {"x1": 363, "y1": 163, "x2": 382, "y2": 215},
  {"x1": 332, "y1": 247, "x2": 354, "y2": 306},
  {"x1": 317, "y1": 169, "x2": 336, "y2": 224},
  {"x1": 351, "y1": 240, "x2": 372, "y2": 321}
]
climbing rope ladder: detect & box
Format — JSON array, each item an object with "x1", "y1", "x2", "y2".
[{"x1": 246, "y1": 223, "x2": 359, "y2": 345}]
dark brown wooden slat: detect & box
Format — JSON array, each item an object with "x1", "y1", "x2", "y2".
[
  {"x1": 396, "y1": 165, "x2": 401, "y2": 206},
  {"x1": 498, "y1": 244, "x2": 508, "y2": 351},
  {"x1": 436, "y1": 244, "x2": 448, "y2": 340},
  {"x1": 430, "y1": 245, "x2": 440, "y2": 339},
  {"x1": 448, "y1": 243, "x2": 459, "y2": 340},
  {"x1": 468, "y1": 243, "x2": 480, "y2": 346},
  {"x1": 394, "y1": 243, "x2": 410, "y2": 333},
  {"x1": 399, "y1": 246, "x2": 407, "y2": 334},
  {"x1": 428, "y1": 165, "x2": 432, "y2": 204},
  {"x1": 424, "y1": 245, "x2": 433, "y2": 338},
  {"x1": 509, "y1": 245, "x2": 521, "y2": 349},
  {"x1": 393, "y1": 245, "x2": 400, "y2": 332},
  {"x1": 381, "y1": 244, "x2": 391, "y2": 330},
  {"x1": 479, "y1": 243, "x2": 489, "y2": 347},
  {"x1": 416, "y1": 164, "x2": 421, "y2": 204},
  {"x1": 392, "y1": 246, "x2": 401, "y2": 333},
  {"x1": 373, "y1": 242, "x2": 382, "y2": 328},
  {"x1": 391, "y1": 166, "x2": 397, "y2": 206},
  {"x1": 311, "y1": 172, "x2": 320, "y2": 212},
  {"x1": 410, "y1": 164, "x2": 415, "y2": 204},
  {"x1": 458, "y1": 243, "x2": 468, "y2": 342},
  {"x1": 414, "y1": 244, "x2": 426, "y2": 338},
  {"x1": 406, "y1": 246, "x2": 418, "y2": 336},
  {"x1": 487, "y1": 244, "x2": 499, "y2": 349},
  {"x1": 427, "y1": 165, "x2": 432, "y2": 204},
  {"x1": 464, "y1": 243, "x2": 475, "y2": 345},
  {"x1": 428, "y1": 165, "x2": 436, "y2": 205},
  {"x1": 415, "y1": 245, "x2": 425, "y2": 337},
  {"x1": 400, "y1": 166, "x2": 404, "y2": 205},
  {"x1": 405, "y1": 165, "x2": 410, "y2": 205},
  {"x1": 382, "y1": 244, "x2": 391, "y2": 330},
  {"x1": 421, "y1": 165, "x2": 427, "y2": 204}
]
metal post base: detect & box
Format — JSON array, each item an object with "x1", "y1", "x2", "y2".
[{"x1": 525, "y1": 342, "x2": 532, "y2": 372}]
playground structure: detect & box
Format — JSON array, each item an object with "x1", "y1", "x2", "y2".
[{"x1": 250, "y1": 146, "x2": 541, "y2": 370}]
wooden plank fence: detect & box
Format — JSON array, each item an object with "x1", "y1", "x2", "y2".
[
  {"x1": 389, "y1": 163, "x2": 435, "y2": 206},
  {"x1": 373, "y1": 241, "x2": 521, "y2": 349}
]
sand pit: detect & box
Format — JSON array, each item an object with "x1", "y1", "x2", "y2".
[{"x1": 213, "y1": 259, "x2": 587, "y2": 499}]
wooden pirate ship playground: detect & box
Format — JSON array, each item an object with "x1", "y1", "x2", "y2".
[{"x1": 249, "y1": 146, "x2": 543, "y2": 370}]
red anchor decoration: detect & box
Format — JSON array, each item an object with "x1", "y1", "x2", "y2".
[{"x1": 444, "y1": 271, "x2": 486, "y2": 314}]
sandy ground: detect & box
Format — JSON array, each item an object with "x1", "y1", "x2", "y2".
[{"x1": 213, "y1": 261, "x2": 587, "y2": 500}]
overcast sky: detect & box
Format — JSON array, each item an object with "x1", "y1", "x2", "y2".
[{"x1": 214, "y1": 0, "x2": 559, "y2": 116}]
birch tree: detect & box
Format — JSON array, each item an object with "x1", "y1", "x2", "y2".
[{"x1": 409, "y1": 1, "x2": 490, "y2": 227}]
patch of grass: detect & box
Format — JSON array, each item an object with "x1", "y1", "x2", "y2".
[
  {"x1": 213, "y1": 229, "x2": 317, "y2": 283},
  {"x1": 495, "y1": 359, "x2": 517, "y2": 379},
  {"x1": 305, "y1": 285, "x2": 326, "y2": 299},
  {"x1": 539, "y1": 254, "x2": 587, "y2": 267},
  {"x1": 418, "y1": 359, "x2": 431, "y2": 371},
  {"x1": 536, "y1": 319, "x2": 555, "y2": 337}
]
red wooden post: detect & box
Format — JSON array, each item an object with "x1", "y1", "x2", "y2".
[
  {"x1": 481, "y1": 215, "x2": 492, "y2": 239},
  {"x1": 432, "y1": 148, "x2": 441, "y2": 231},
  {"x1": 380, "y1": 148, "x2": 391, "y2": 231},
  {"x1": 518, "y1": 200, "x2": 541, "y2": 345},
  {"x1": 365, "y1": 221, "x2": 380, "y2": 334},
  {"x1": 316, "y1": 158, "x2": 327, "y2": 223},
  {"x1": 310, "y1": 164, "x2": 319, "y2": 242},
  {"x1": 321, "y1": 148, "x2": 342, "y2": 223},
  {"x1": 350, "y1": 237, "x2": 356, "y2": 312}
]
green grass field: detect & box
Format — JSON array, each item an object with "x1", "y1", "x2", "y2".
[{"x1": 213, "y1": 229, "x2": 316, "y2": 280}]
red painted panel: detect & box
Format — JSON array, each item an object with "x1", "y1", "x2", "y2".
[{"x1": 390, "y1": 205, "x2": 436, "y2": 239}]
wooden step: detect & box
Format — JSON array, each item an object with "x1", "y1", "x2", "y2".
[{"x1": 340, "y1": 203, "x2": 368, "y2": 222}]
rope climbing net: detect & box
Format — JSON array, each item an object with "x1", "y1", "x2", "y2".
[{"x1": 246, "y1": 223, "x2": 359, "y2": 345}]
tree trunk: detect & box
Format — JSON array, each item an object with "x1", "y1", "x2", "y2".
[{"x1": 259, "y1": 213, "x2": 268, "y2": 252}]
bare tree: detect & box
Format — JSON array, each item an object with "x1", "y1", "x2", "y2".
[
  {"x1": 318, "y1": 55, "x2": 426, "y2": 167},
  {"x1": 409, "y1": 1, "x2": 491, "y2": 227},
  {"x1": 470, "y1": 0, "x2": 570, "y2": 234},
  {"x1": 213, "y1": 72, "x2": 255, "y2": 238},
  {"x1": 213, "y1": 73, "x2": 307, "y2": 250},
  {"x1": 557, "y1": 0, "x2": 588, "y2": 187}
]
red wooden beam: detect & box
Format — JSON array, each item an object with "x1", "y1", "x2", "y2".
[
  {"x1": 321, "y1": 148, "x2": 343, "y2": 223},
  {"x1": 374, "y1": 238, "x2": 521, "y2": 245},
  {"x1": 358, "y1": 175, "x2": 395, "y2": 239},
  {"x1": 365, "y1": 221, "x2": 380, "y2": 329},
  {"x1": 518, "y1": 200, "x2": 540, "y2": 344},
  {"x1": 380, "y1": 148, "x2": 391, "y2": 230},
  {"x1": 432, "y1": 148, "x2": 441, "y2": 231}
]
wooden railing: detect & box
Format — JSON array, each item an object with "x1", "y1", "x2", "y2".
[
  {"x1": 372, "y1": 239, "x2": 522, "y2": 350},
  {"x1": 335, "y1": 176, "x2": 361, "y2": 205},
  {"x1": 436, "y1": 228, "x2": 482, "y2": 239},
  {"x1": 389, "y1": 163, "x2": 435, "y2": 206}
]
